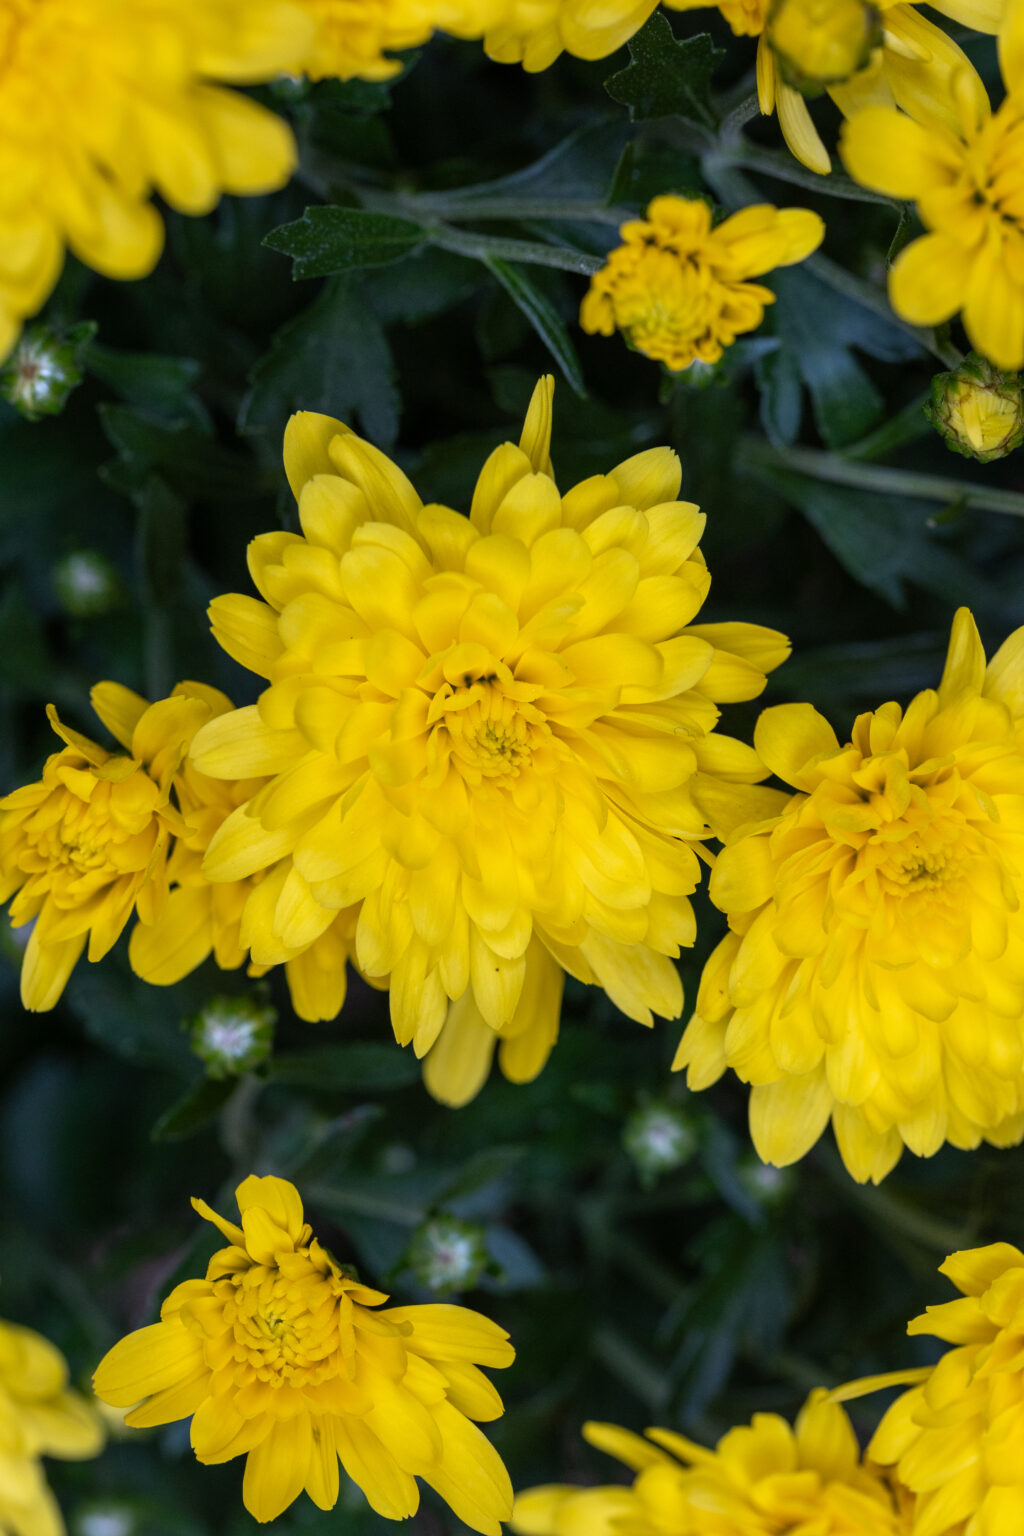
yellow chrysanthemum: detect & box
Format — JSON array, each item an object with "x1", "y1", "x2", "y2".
[
  {"x1": 295, "y1": 0, "x2": 508, "y2": 78},
  {"x1": 93, "y1": 1175, "x2": 514, "y2": 1530},
  {"x1": 0, "y1": 1315, "x2": 104, "y2": 1536},
  {"x1": 188, "y1": 377, "x2": 789, "y2": 1105},
  {"x1": 482, "y1": 0, "x2": 658, "y2": 71},
  {"x1": 579, "y1": 195, "x2": 824, "y2": 372},
  {"x1": 125, "y1": 682, "x2": 360, "y2": 1024},
  {"x1": 834, "y1": 1241, "x2": 1024, "y2": 1536},
  {"x1": 674, "y1": 607, "x2": 1024, "y2": 1184},
  {"x1": 0, "y1": 688, "x2": 215, "y2": 1012},
  {"x1": 512, "y1": 1391, "x2": 913, "y2": 1536},
  {"x1": 0, "y1": 0, "x2": 312, "y2": 362},
  {"x1": 841, "y1": 1, "x2": 1024, "y2": 370},
  {"x1": 666, "y1": 0, "x2": 1001, "y2": 174}
]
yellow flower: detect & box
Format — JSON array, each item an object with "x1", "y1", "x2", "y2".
[
  {"x1": 674, "y1": 607, "x2": 1024, "y2": 1184},
  {"x1": 926, "y1": 352, "x2": 1024, "y2": 462},
  {"x1": 579, "y1": 195, "x2": 824, "y2": 372},
  {"x1": 295, "y1": 0, "x2": 508, "y2": 78},
  {"x1": 0, "y1": 688, "x2": 211, "y2": 1012},
  {"x1": 834, "y1": 1241, "x2": 1024, "y2": 1536},
  {"x1": 841, "y1": 3, "x2": 1024, "y2": 369},
  {"x1": 189, "y1": 377, "x2": 789, "y2": 1105},
  {"x1": 767, "y1": 0, "x2": 882, "y2": 93},
  {"x1": 93, "y1": 1175, "x2": 514, "y2": 1529},
  {"x1": 0, "y1": 1314, "x2": 105, "y2": 1536},
  {"x1": 0, "y1": 0, "x2": 312, "y2": 362},
  {"x1": 666, "y1": 0, "x2": 1001, "y2": 175},
  {"x1": 482, "y1": 0, "x2": 659, "y2": 71},
  {"x1": 125, "y1": 681, "x2": 360, "y2": 1025},
  {"x1": 512, "y1": 1391, "x2": 913, "y2": 1536}
]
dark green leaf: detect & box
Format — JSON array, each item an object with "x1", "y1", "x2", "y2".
[
  {"x1": 755, "y1": 346, "x2": 803, "y2": 448},
  {"x1": 436, "y1": 120, "x2": 630, "y2": 208},
  {"x1": 135, "y1": 475, "x2": 187, "y2": 601},
  {"x1": 87, "y1": 346, "x2": 204, "y2": 423},
  {"x1": 264, "y1": 207, "x2": 425, "y2": 280},
  {"x1": 483, "y1": 258, "x2": 587, "y2": 397},
  {"x1": 151, "y1": 1076, "x2": 236, "y2": 1142},
  {"x1": 605, "y1": 16, "x2": 723, "y2": 128},
  {"x1": 269, "y1": 1043, "x2": 421, "y2": 1092},
  {"x1": 434, "y1": 1146, "x2": 525, "y2": 1206}
]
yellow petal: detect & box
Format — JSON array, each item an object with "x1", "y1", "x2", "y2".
[
  {"x1": 888, "y1": 231, "x2": 974, "y2": 327},
  {"x1": 518, "y1": 375, "x2": 555, "y2": 477},
  {"x1": 840, "y1": 105, "x2": 960, "y2": 196},
  {"x1": 749, "y1": 1069, "x2": 834, "y2": 1166},
  {"x1": 242, "y1": 1414, "x2": 312, "y2": 1523},
  {"x1": 93, "y1": 1320, "x2": 203, "y2": 1409}
]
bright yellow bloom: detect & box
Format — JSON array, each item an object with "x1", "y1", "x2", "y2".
[
  {"x1": 0, "y1": 688, "x2": 212, "y2": 1012},
  {"x1": 674, "y1": 608, "x2": 1024, "y2": 1184},
  {"x1": 294, "y1": 0, "x2": 510, "y2": 78},
  {"x1": 841, "y1": 2, "x2": 1024, "y2": 369},
  {"x1": 767, "y1": 0, "x2": 881, "y2": 93},
  {"x1": 512, "y1": 1391, "x2": 913, "y2": 1536},
  {"x1": 93, "y1": 1175, "x2": 514, "y2": 1529},
  {"x1": 580, "y1": 195, "x2": 824, "y2": 372},
  {"x1": 667, "y1": 0, "x2": 1001, "y2": 174},
  {"x1": 189, "y1": 377, "x2": 788, "y2": 1105},
  {"x1": 834, "y1": 1241, "x2": 1024, "y2": 1536},
  {"x1": 0, "y1": 1315, "x2": 104, "y2": 1536},
  {"x1": 0, "y1": 0, "x2": 311, "y2": 362},
  {"x1": 482, "y1": 0, "x2": 658, "y2": 71}
]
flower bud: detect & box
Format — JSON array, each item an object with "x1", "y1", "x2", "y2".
[
  {"x1": 623, "y1": 1101, "x2": 698, "y2": 1182},
  {"x1": 407, "y1": 1216, "x2": 489, "y2": 1295},
  {"x1": 925, "y1": 352, "x2": 1024, "y2": 462},
  {"x1": 767, "y1": 0, "x2": 881, "y2": 94},
  {"x1": 0, "y1": 321, "x2": 95, "y2": 421},
  {"x1": 188, "y1": 993, "x2": 275, "y2": 1078},
  {"x1": 737, "y1": 1156, "x2": 794, "y2": 1207},
  {"x1": 53, "y1": 550, "x2": 121, "y2": 618}
]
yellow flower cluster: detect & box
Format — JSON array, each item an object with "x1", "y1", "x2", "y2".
[
  {"x1": 675, "y1": 609, "x2": 1024, "y2": 1183},
  {"x1": 580, "y1": 195, "x2": 823, "y2": 371},
  {"x1": 0, "y1": 1315, "x2": 104, "y2": 1536},
  {"x1": 93, "y1": 1175, "x2": 514, "y2": 1529}
]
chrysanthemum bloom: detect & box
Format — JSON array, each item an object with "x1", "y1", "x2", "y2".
[
  {"x1": 294, "y1": 0, "x2": 508, "y2": 78},
  {"x1": 834, "y1": 1241, "x2": 1024, "y2": 1536},
  {"x1": 841, "y1": 1, "x2": 1024, "y2": 368},
  {"x1": 674, "y1": 607, "x2": 1024, "y2": 1184},
  {"x1": 0, "y1": 687, "x2": 213, "y2": 1011},
  {"x1": 189, "y1": 376, "x2": 789, "y2": 1104},
  {"x1": 926, "y1": 352, "x2": 1024, "y2": 462},
  {"x1": 93, "y1": 1175, "x2": 514, "y2": 1529},
  {"x1": 512, "y1": 1390, "x2": 913, "y2": 1536},
  {"x1": 666, "y1": 0, "x2": 999, "y2": 174},
  {"x1": 0, "y1": 0, "x2": 313, "y2": 363},
  {"x1": 580, "y1": 196, "x2": 824, "y2": 372},
  {"x1": 0, "y1": 1314, "x2": 105, "y2": 1536}
]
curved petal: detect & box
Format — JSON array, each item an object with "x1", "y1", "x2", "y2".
[
  {"x1": 888, "y1": 232, "x2": 973, "y2": 327},
  {"x1": 840, "y1": 105, "x2": 961, "y2": 197}
]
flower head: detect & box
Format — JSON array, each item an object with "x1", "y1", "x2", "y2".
[
  {"x1": 841, "y1": 4, "x2": 1024, "y2": 368},
  {"x1": 511, "y1": 1391, "x2": 912, "y2": 1536},
  {"x1": 0, "y1": 320, "x2": 93, "y2": 421},
  {"x1": 407, "y1": 1216, "x2": 490, "y2": 1294},
  {"x1": 926, "y1": 352, "x2": 1024, "y2": 461},
  {"x1": 93, "y1": 1175, "x2": 514, "y2": 1529},
  {"x1": 580, "y1": 196, "x2": 823, "y2": 371},
  {"x1": 0, "y1": 1314, "x2": 104, "y2": 1536},
  {"x1": 0, "y1": 686, "x2": 210, "y2": 1011},
  {"x1": 190, "y1": 377, "x2": 789, "y2": 1104},
  {"x1": 0, "y1": 0, "x2": 311, "y2": 361},
  {"x1": 675, "y1": 608, "x2": 1024, "y2": 1183},
  {"x1": 295, "y1": 0, "x2": 507, "y2": 78},
  {"x1": 482, "y1": 0, "x2": 658, "y2": 72},
  {"x1": 767, "y1": 0, "x2": 882, "y2": 94}
]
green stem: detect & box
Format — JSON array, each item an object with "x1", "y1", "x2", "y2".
[
  {"x1": 710, "y1": 144, "x2": 896, "y2": 206},
  {"x1": 409, "y1": 195, "x2": 627, "y2": 225},
  {"x1": 427, "y1": 224, "x2": 604, "y2": 275},
  {"x1": 718, "y1": 92, "x2": 762, "y2": 148}
]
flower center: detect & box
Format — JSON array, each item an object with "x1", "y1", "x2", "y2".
[
  {"x1": 970, "y1": 102, "x2": 1024, "y2": 232},
  {"x1": 436, "y1": 681, "x2": 550, "y2": 786},
  {"x1": 226, "y1": 1257, "x2": 342, "y2": 1384}
]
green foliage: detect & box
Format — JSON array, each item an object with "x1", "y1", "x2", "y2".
[{"x1": 605, "y1": 16, "x2": 723, "y2": 126}]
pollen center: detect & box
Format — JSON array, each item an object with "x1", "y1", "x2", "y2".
[{"x1": 438, "y1": 681, "x2": 549, "y2": 786}]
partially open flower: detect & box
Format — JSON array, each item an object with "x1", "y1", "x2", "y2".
[
  {"x1": 767, "y1": 0, "x2": 882, "y2": 94},
  {"x1": 926, "y1": 352, "x2": 1024, "y2": 463}
]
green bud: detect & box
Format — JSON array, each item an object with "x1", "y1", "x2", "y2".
[
  {"x1": 407, "y1": 1216, "x2": 489, "y2": 1295},
  {"x1": 189, "y1": 993, "x2": 275, "y2": 1079},
  {"x1": 0, "y1": 321, "x2": 95, "y2": 422},
  {"x1": 925, "y1": 352, "x2": 1024, "y2": 463},
  {"x1": 767, "y1": 0, "x2": 881, "y2": 95},
  {"x1": 53, "y1": 550, "x2": 121, "y2": 618},
  {"x1": 623, "y1": 1101, "x2": 698, "y2": 1183},
  {"x1": 737, "y1": 1156, "x2": 794, "y2": 1208}
]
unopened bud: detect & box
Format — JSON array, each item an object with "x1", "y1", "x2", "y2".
[
  {"x1": 623, "y1": 1101, "x2": 698, "y2": 1182},
  {"x1": 189, "y1": 993, "x2": 275, "y2": 1078},
  {"x1": 767, "y1": 0, "x2": 881, "y2": 94},
  {"x1": 926, "y1": 352, "x2": 1024, "y2": 463},
  {"x1": 407, "y1": 1216, "x2": 489, "y2": 1295},
  {"x1": 53, "y1": 550, "x2": 121, "y2": 618},
  {"x1": 0, "y1": 321, "x2": 95, "y2": 421}
]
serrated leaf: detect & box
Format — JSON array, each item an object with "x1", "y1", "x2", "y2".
[
  {"x1": 269, "y1": 1043, "x2": 420, "y2": 1092},
  {"x1": 605, "y1": 16, "x2": 722, "y2": 128},
  {"x1": 264, "y1": 207, "x2": 425, "y2": 280},
  {"x1": 151, "y1": 1076, "x2": 236, "y2": 1142},
  {"x1": 483, "y1": 258, "x2": 586, "y2": 397}
]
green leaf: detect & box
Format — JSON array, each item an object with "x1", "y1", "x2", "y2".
[
  {"x1": 268, "y1": 1043, "x2": 421, "y2": 1092},
  {"x1": 605, "y1": 16, "x2": 723, "y2": 128},
  {"x1": 435, "y1": 120, "x2": 630, "y2": 208},
  {"x1": 755, "y1": 346, "x2": 803, "y2": 449},
  {"x1": 151, "y1": 1077, "x2": 236, "y2": 1142},
  {"x1": 135, "y1": 474, "x2": 187, "y2": 602},
  {"x1": 87, "y1": 346, "x2": 207, "y2": 429},
  {"x1": 264, "y1": 207, "x2": 425, "y2": 280},
  {"x1": 482, "y1": 258, "x2": 587, "y2": 397}
]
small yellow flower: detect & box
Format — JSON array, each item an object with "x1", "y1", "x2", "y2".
[
  {"x1": 674, "y1": 607, "x2": 1024, "y2": 1184},
  {"x1": 0, "y1": 687, "x2": 211, "y2": 1012},
  {"x1": 93, "y1": 1175, "x2": 515, "y2": 1529},
  {"x1": 580, "y1": 196, "x2": 823, "y2": 372},
  {"x1": 926, "y1": 352, "x2": 1024, "y2": 461},
  {"x1": 0, "y1": 1314, "x2": 105, "y2": 1536},
  {"x1": 0, "y1": 0, "x2": 312, "y2": 362},
  {"x1": 295, "y1": 0, "x2": 509, "y2": 78},
  {"x1": 841, "y1": 4, "x2": 1024, "y2": 369},
  {"x1": 834, "y1": 1241, "x2": 1024, "y2": 1536},
  {"x1": 188, "y1": 376, "x2": 789, "y2": 1105},
  {"x1": 512, "y1": 1391, "x2": 913, "y2": 1536},
  {"x1": 767, "y1": 0, "x2": 882, "y2": 93}
]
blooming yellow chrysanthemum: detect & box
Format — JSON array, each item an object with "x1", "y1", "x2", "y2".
[
  {"x1": 579, "y1": 195, "x2": 824, "y2": 372},
  {"x1": 0, "y1": 1314, "x2": 105, "y2": 1536},
  {"x1": 666, "y1": 0, "x2": 1001, "y2": 174},
  {"x1": 0, "y1": 0, "x2": 312, "y2": 362},
  {"x1": 188, "y1": 376, "x2": 789, "y2": 1104},
  {"x1": 512, "y1": 1390, "x2": 913, "y2": 1536},
  {"x1": 833, "y1": 1241, "x2": 1024, "y2": 1536},
  {"x1": 674, "y1": 607, "x2": 1024, "y2": 1184},
  {"x1": 0, "y1": 688, "x2": 215, "y2": 1012},
  {"x1": 295, "y1": 0, "x2": 507, "y2": 78},
  {"x1": 93, "y1": 1175, "x2": 514, "y2": 1529},
  {"x1": 841, "y1": 1, "x2": 1024, "y2": 369}
]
